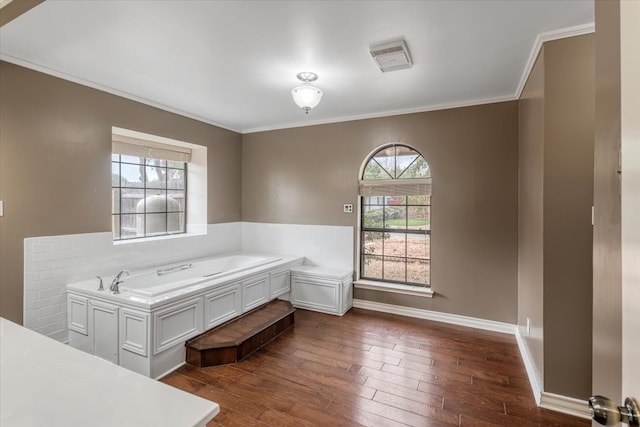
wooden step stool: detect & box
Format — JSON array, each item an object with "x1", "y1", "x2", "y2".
[{"x1": 185, "y1": 300, "x2": 295, "y2": 367}]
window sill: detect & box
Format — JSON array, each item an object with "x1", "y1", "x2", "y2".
[
  {"x1": 113, "y1": 225, "x2": 206, "y2": 246},
  {"x1": 354, "y1": 280, "x2": 434, "y2": 298}
]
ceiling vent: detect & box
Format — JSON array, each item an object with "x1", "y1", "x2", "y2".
[{"x1": 369, "y1": 39, "x2": 413, "y2": 72}]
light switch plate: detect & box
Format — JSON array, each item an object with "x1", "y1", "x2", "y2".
[
  {"x1": 343, "y1": 203, "x2": 353, "y2": 213},
  {"x1": 0, "y1": 200, "x2": 3, "y2": 217}
]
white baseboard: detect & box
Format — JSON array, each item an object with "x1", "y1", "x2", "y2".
[
  {"x1": 515, "y1": 328, "x2": 543, "y2": 405},
  {"x1": 352, "y1": 299, "x2": 517, "y2": 334},
  {"x1": 540, "y1": 392, "x2": 591, "y2": 420},
  {"x1": 353, "y1": 299, "x2": 591, "y2": 420},
  {"x1": 514, "y1": 329, "x2": 591, "y2": 419}
]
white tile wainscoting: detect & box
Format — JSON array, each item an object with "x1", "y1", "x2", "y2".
[
  {"x1": 241, "y1": 222, "x2": 353, "y2": 271},
  {"x1": 23, "y1": 222, "x2": 353, "y2": 342}
]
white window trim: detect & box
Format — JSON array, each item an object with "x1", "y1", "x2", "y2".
[
  {"x1": 111, "y1": 127, "x2": 207, "y2": 244},
  {"x1": 354, "y1": 279, "x2": 434, "y2": 298}
]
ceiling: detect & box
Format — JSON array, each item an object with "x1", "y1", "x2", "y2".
[{"x1": 0, "y1": 0, "x2": 594, "y2": 133}]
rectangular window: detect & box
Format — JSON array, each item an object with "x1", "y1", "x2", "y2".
[
  {"x1": 112, "y1": 154, "x2": 187, "y2": 240},
  {"x1": 360, "y1": 195, "x2": 431, "y2": 286},
  {"x1": 111, "y1": 127, "x2": 207, "y2": 242}
]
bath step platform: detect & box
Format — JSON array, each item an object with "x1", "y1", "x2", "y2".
[{"x1": 185, "y1": 300, "x2": 295, "y2": 367}]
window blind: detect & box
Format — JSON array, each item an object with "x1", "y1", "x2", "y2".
[
  {"x1": 358, "y1": 178, "x2": 431, "y2": 196},
  {"x1": 112, "y1": 134, "x2": 192, "y2": 163}
]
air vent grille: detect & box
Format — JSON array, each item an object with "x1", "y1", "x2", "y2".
[
  {"x1": 370, "y1": 45, "x2": 405, "y2": 56},
  {"x1": 369, "y1": 39, "x2": 413, "y2": 73}
]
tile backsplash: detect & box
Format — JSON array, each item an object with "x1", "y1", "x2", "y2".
[
  {"x1": 241, "y1": 222, "x2": 353, "y2": 270},
  {"x1": 24, "y1": 222, "x2": 353, "y2": 341}
]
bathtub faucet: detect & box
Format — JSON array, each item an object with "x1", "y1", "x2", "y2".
[{"x1": 110, "y1": 270, "x2": 129, "y2": 294}]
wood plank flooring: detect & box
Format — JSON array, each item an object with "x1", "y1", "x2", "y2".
[{"x1": 161, "y1": 308, "x2": 591, "y2": 426}]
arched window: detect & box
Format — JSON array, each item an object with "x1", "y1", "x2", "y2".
[{"x1": 359, "y1": 144, "x2": 431, "y2": 287}]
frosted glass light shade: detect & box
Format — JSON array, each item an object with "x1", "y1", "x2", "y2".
[{"x1": 291, "y1": 85, "x2": 323, "y2": 112}]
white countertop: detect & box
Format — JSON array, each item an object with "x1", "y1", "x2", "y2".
[{"x1": 0, "y1": 318, "x2": 219, "y2": 427}]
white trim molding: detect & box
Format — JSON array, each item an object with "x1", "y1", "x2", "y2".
[
  {"x1": 540, "y1": 392, "x2": 591, "y2": 420},
  {"x1": 0, "y1": 54, "x2": 240, "y2": 133},
  {"x1": 354, "y1": 281, "x2": 434, "y2": 298},
  {"x1": 243, "y1": 95, "x2": 515, "y2": 134},
  {"x1": 516, "y1": 23, "x2": 595, "y2": 98},
  {"x1": 0, "y1": 0, "x2": 15, "y2": 9},
  {"x1": 352, "y1": 299, "x2": 516, "y2": 334},
  {"x1": 515, "y1": 328, "x2": 543, "y2": 405},
  {"x1": 3, "y1": 23, "x2": 594, "y2": 135}
]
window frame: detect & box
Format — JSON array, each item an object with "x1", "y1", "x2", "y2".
[
  {"x1": 111, "y1": 154, "x2": 188, "y2": 241},
  {"x1": 111, "y1": 127, "x2": 208, "y2": 245},
  {"x1": 356, "y1": 143, "x2": 433, "y2": 296},
  {"x1": 360, "y1": 195, "x2": 431, "y2": 286}
]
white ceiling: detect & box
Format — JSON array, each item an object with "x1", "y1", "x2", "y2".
[{"x1": 0, "y1": 0, "x2": 594, "y2": 133}]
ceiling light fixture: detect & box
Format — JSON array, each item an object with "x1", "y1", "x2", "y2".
[{"x1": 291, "y1": 72, "x2": 323, "y2": 114}]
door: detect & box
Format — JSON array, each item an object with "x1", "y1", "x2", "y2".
[
  {"x1": 591, "y1": 1, "x2": 639, "y2": 425},
  {"x1": 619, "y1": 0, "x2": 640, "y2": 410}
]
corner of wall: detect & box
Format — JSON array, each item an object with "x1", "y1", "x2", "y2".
[{"x1": 515, "y1": 327, "x2": 543, "y2": 404}]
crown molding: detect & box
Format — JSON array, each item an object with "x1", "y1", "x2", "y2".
[
  {"x1": 242, "y1": 94, "x2": 516, "y2": 134},
  {"x1": 3, "y1": 22, "x2": 595, "y2": 134},
  {"x1": 515, "y1": 23, "x2": 595, "y2": 99},
  {"x1": 0, "y1": 0, "x2": 44, "y2": 27},
  {"x1": 2, "y1": 50, "x2": 515, "y2": 135},
  {"x1": 0, "y1": 53, "x2": 242, "y2": 133}
]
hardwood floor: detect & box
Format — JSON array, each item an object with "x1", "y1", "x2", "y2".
[{"x1": 161, "y1": 307, "x2": 591, "y2": 426}]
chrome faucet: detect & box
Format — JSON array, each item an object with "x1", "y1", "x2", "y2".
[{"x1": 110, "y1": 270, "x2": 129, "y2": 294}]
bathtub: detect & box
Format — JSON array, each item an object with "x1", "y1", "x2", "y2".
[
  {"x1": 121, "y1": 254, "x2": 281, "y2": 298},
  {"x1": 66, "y1": 252, "x2": 304, "y2": 378}
]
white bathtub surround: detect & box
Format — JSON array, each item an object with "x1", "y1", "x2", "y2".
[
  {"x1": 290, "y1": 265, "x2": 353, "y2": 315},
  {"x1": 24, "y1": 222, "x2": 353, "y2": 342},
  {"x1": 67, "y1": 253, "x2": 304, "y2": 378},
  {"x1": 1, "y1": 318, "x2": 219, "y2": 427},
  {"x1": 23, "y1": 222, "x2": 242, "y2": 341},
  {"x1": 241, "y1": 222, "x2": 353, "y2": 270}
]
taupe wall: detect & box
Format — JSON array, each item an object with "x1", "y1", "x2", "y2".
[
  {"x1": 517, "y1": 34, "x2": 595, "y2": 400},
  {"x1": 243, "y1": 102, "x2": 519, "y2": 323},
  {"x1": 543, "y1": 35, "x2": 594, "y2": 399},
  {"x1": 0, "y1": 61, "x2": 243, "y2": 324},
  {"x1": 518, "y1": 46, "x2": 545, "y2": 387},
  {"x1": 592, "y1": 0, "x2": 622, "y2": 405}
]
